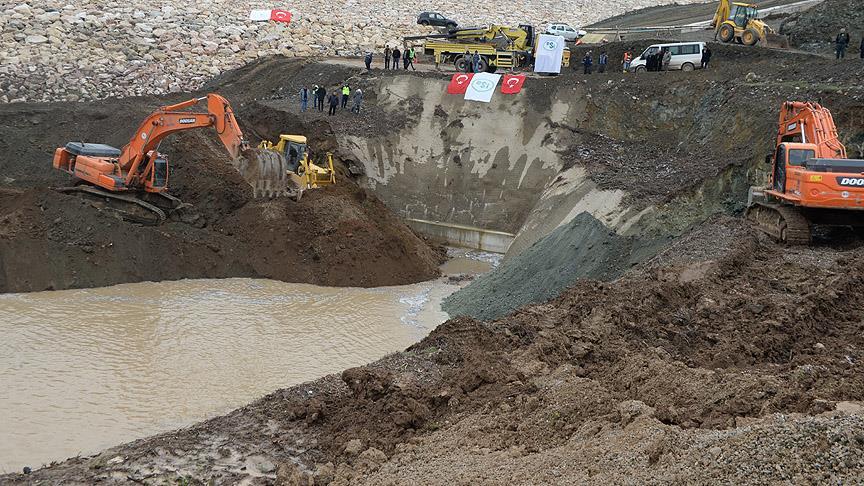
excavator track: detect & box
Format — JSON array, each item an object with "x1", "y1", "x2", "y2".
[
  {"x1": 56, "y1": 186, "x2": 167, "y2": 226},
  {"x1": 745, "y1": 202, "x2": 811, "y2": 245}
]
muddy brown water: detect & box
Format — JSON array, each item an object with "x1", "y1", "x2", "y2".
[{"x1": 0, "y1": 254, "x2": 493, "y2": 472}]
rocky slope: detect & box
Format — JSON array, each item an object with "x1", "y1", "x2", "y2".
[
  {"x1": 0, "y1": 0, "x2": 710, "y2": 103},
  {"x1": 780, "y1": 0, "x2": 863, "y2": 55}
]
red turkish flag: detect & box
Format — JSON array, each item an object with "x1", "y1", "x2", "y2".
[
  {"x1": 447, "y1": 73, "x2": 473, "y2": 94},
  {"x1": 501, "y1": 74, "x2": 526, "y2": 94},
  {"x1": 270, "y1": 9, "x2": 292, "y2": 23}
]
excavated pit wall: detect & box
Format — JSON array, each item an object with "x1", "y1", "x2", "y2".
[
  {"x1": 343, "y1": 75, "x2": 579, "y2": 235},
  {"x1": 315, "y1": 53, "x2": 863, "y2": 320},
  {"x1": 341, "y1": 72, "x2": 760, "y2": 257}
]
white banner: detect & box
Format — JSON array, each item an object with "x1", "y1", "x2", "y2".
[
  {"x1": 464, "y1": 73, "x2": 501, "y2": 103},
  {"x1": 249, "y1": 9, "x2": 272, "y2": 21},
  {"x1": 534, "y1": 34, "x2": 565, "y2": 74}
]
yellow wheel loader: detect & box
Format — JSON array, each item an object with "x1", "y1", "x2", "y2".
[
  {"x1": 258, "y1": 135, "x2": 336, "y2": 198},
  {"x1": 711, "y1": 0, "x2": 788, "y2": 47}
]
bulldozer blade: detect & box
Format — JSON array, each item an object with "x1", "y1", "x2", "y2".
[{"x1": 231, "y1": 148, "x2": 304, "y2": 200}]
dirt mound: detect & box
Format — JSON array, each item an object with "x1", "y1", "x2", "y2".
[
  {"x1": 9, "y1": 217, "x2": 864, "y2": 484},
  {"x1": 781, "y1": 0, "x2": 864, "y2": 54},
  {"x1": 0, "y1": 178, "x2": 443, "y2": 293},
  {"x1": 0, "y1": 64, "x2": 446, "y2": 292}
]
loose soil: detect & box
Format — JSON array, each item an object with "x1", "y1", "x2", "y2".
[
  {"x1": 7, "y1": 217, "x2": 864, "y2": 484},
  {"x1": 4, "y1": 34, "x2": 864, "y2": 485},
  {"x1": 0, "y1": 90, "x2": 444, "y2": 292},
  {"x1": 780, "y1": 0, "x2": 864, "y2": 55}
]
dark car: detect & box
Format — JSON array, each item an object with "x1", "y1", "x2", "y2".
[{"x1": 417, "y1": 12, "x2": 457, "y2": 29}]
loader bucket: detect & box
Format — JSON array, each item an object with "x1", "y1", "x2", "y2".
[
  {"x1": 230, "y1": 148, "x2": 304, "y2": 200},
  {"x1": 764, "y1": 32, "x2": 789, "y2": 49}
]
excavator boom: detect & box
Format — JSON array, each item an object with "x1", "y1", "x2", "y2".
[
  {"x1": 116, "y1": 94, "x2": 248, "y2": 189},
  {"x1": 52, "y1": 93, "x2": 300, "y2": 225},
  {"x1": 776, "y1": 101, "x2": 847, "y2": 159}
]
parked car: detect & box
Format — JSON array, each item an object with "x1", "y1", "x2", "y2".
[
  {"x1": 629, "y1": 41, "x2": 706, "y2": 72},
  {"x1": 545, "y1": 23, "x2": 587, "y2": 42},
  {"x1": 417, "y1": 12, "x2": 457, "y2": 29}
]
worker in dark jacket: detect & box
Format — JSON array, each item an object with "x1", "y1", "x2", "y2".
[
  {"x1": 384, "y1": 46, "x2": 391, "y2": 69},
  {"x1": 701, "y1": 46, "x2": 712, "y2": 69},
  {"x1": 647, "y1": 49, "x2": 657, "y2": 71},
  {"x1": 598, "y1": 51, "x2": 608, "y2": 73},
  {"x1": 392, "y1": 47, "x2": 401, "y2": 70},
  {"x1": 315, "y1": 86, "x2": 326, "y2": 112},
  {"x1": 582, "y1": 51, "x2": 593, "y2": 74},
  {"x1": 299, "y1": 86, "x2": 309, "y2": 112},
  {"x1": 836, "y1": 28, "x2": 850, "y2": 59},
  {"x1": 364, "y1": 51, "x2": 373, "y2": 70},
  {"x1": 472, "y1": 51, "x2": 481, "y2": 73},
  {"x1": 327, "y1": 92, "x2": 339, "y2": 116}
]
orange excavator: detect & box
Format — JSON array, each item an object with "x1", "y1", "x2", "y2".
[
  {"x1": 53, "y1": 93, "x2": 250, "y2": 224},
  {"x1": 747, "y1": 101, "x2": 864, "y2": 244}
]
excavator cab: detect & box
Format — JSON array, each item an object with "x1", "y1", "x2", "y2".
[
  {"x1": 770, "y1": 143, "x2": 818, "y2": 193},
  {"x1": 152, "y1": 157, "x2": 168, "y2": 190}
]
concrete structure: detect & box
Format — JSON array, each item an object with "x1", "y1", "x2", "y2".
[{"x1": 406, "y1": 219, "x2": 514, "y2": 254}]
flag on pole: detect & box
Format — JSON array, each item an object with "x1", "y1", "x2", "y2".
[
  {"x1": 249, "y1": 9, "x2": 292, "y2": 23},
  {"x1": 464, "y1": 73, "x2": 501, "y2": 103},
  {"x1": 500, "y1": 74, "x2": 526, "y2": 94},
  {"x1": 534, "y1": 34, "x2": 565, "y2": 74},
  {"x1": 447, "y1": 73, "x2": 474, "y2": 94},
  {"x1": 270, "y1": 9, "x2": 292, "y2": 23}
]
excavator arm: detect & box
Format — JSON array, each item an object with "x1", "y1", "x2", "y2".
[
  {"x1": 777, "y1": 101, "x2": 847, "y2": 159},
  {"x1": 118, "y1": 93, "x2": 248, "y2": 188},
  {"x1": 711, "y1": 0, "x2": 731, "y2": 30}
]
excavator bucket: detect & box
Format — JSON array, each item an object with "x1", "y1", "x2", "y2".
[{"x1": 230, "y1": 149, "x2": 305, "y2": 201}]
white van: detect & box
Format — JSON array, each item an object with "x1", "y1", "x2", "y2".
[{"x1": 628, "y1": 41, "x2": 706, "y2": 72}]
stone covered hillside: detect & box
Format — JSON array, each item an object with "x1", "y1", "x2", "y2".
[{"x1": 0, "y1": 0, "x2": 703, "y2": 102}]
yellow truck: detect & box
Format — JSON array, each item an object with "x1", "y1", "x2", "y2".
[{"x1": 406, "y1": 24, "x2": 570, "y2": 72}]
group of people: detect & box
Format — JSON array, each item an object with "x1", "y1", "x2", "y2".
[
  {"x1": 299, "y1": 84, "x2": 364, "y2": 115},
  {"x1": 462, "y1": 50, "x2": 485, "y2": 73},
  {"x1": 834, "y1": 28, "x2": 864, "y2": 59},
  {"x1": 584, "y1": 46, "x2": 712, "y2": 73},
  {"x1": 382, "y1": 46, "x2": 417, "y2": 70},
  {"x1": 580, "y1": 50, "x2": 610, "y2": 74},
  {"x1": 643, "y1": 47, "x2": 672, "y2": 72}
]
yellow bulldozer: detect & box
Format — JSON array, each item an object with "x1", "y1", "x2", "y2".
[
  {"x1": 256, "y1": 134, "x2": 336, "y2": 200},
  {"x1": 711, "y1": 0, "x2": 788, "y2": 47}
]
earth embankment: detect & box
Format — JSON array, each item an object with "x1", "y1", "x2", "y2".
[
  {"x1": 0, "y1": 86, "x2": 444, "y2": 292},
  {"x1": 7, "y1": 217, "x2": 864, "y2": 484}
]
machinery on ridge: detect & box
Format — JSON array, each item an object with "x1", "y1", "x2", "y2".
[
  {"x1": 710, "y1": 0, "x2": 787, "y2": 47},
  {"x1": 747, "y1": 101, "x2": 864, "y2": 244},
  {"x1": 404, "y1": 24, "x2": 570, "y2": 72}
]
